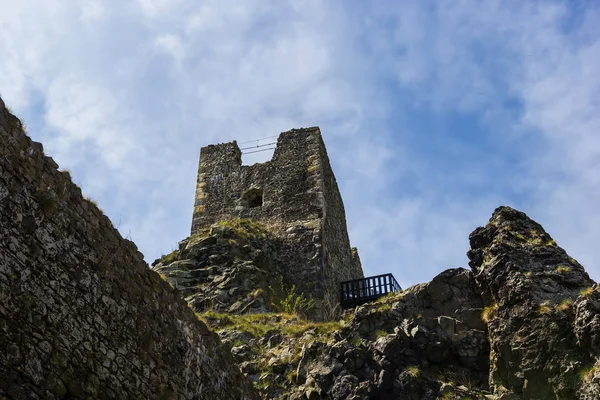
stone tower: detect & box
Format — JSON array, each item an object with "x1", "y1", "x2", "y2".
[{"x1": 191, "y1": 127, "x2": 364, "y2": 314}]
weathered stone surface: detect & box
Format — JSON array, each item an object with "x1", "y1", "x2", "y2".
[
  {"x1": 190, "y1": 128, "x2": 364, "y2": 317},
  {"x1": 152, "y1": 219, "x2": 282, "y2": 316},
  {"x1": 468, "y1": 206, "x2": 598, "y2": 399},
  {"x1": 0, "y1": 99, "x2": 258, "y2": 399},
  {"x1": 203, "y1": 268, "x2": 491, "y2": 399}
]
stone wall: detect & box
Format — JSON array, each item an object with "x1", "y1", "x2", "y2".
[
  {"x1": 190, "y1": 127, "x2": 363, "y2": 316},
  {"x1": 0, "y1": 98, "x2": 258, "y2": 400},
  {"x1": 191, "y1": 128, "x2": 323, "y2": 232},
  {"x1": 316, "y1": 135, "x2": 364, "y2": 310}
]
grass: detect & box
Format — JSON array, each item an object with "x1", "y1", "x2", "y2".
[
  {"x1": 579, "y1": 364, "x2": 597, "y2": 383},
  {"x1": 555, "y1": 265, "x2": 571, "y2": 273},
  {"x1": 405, "y1": 366, "x2": 420, "y2": 378},
  {"x1": 509, "y1": 229, "x2": 556, "y2": 247},
  {"x1": 580, "y1": 287, "x2": 595, "y2": 297},
  {"x1": 217, "y1": 218, "x2": 270, "y2": 241},
  {"x1": 199, "y1": 310, "x2": 343, "y2": 396},
  {"x1": 84, "y1": 196, "x2": 103, "y2": 213},
  {"x1": 286, "y1": 370, "x2": 297, "y2": 383},
  {"x1": 482, "y1": 303, "x2": 499, "y2": 323},
  {"x1": 538, "y1": 300, "x2": 552, "y2": 315},
  {"x1": 375, "y1": 330, "x2": 387, "y2": 339},
  {"x1": 372, "y1": 291, "x2": 402, "y2": 312},
  {"x1": 556, "y1": 298, "x2": 573, "y2": 311},
  {"x1": 200, "y1": 311, "x2": 341, "y2": 339},
  {"x1": 159, "y1": 249, "x2": 178, "y2": 265},
  {"x1": 307, "y1": 163, "x2": 320, "y2": 173},
  {"x1": 60, "y1": 169, "x2": 72, "y2": 181}
]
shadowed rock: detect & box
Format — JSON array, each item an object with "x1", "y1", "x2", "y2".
[{"x1": 468, "y1": 206, "x2": 597, "y2": 399}]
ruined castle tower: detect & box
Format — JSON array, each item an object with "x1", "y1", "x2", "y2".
[{"x1": 191, "y1": 127, "x2": 364, "y2": 313}]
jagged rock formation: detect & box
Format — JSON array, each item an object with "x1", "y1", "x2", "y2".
[
  {"x1": 184, "y1": 206, "x2": 600, "y2": 399},
  {"x1": 0, "y1": 99, "x2": 258, "y2": 399},
  {"x1": 152, "y1": 219, "x2": 284, "y2": 315},
  {"x1": 202, "y1": 268, "x2": 491, "y2": 399},
  {"x1": 468, "y1": 206, "x2": 597, "y2": 399}
]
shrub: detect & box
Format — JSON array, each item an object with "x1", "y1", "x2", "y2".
[{"x1": 269, "y1": 276, "x2": 315, "y2": 316}]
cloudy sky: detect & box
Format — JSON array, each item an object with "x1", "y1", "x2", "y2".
[{"x1": 1, "y1": 0, "x2": 599, "y2": 288}]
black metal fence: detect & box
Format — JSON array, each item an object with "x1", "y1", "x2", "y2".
[{"x1": 340, "y1": 273, "x2": 401, "y2": 308}]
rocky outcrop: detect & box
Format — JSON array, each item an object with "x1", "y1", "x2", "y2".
[
  {"x1": 0, "y1": 99, "x2": 258, "y2": 399},
  {"x1": 152, "y1": 219, "x2": 283, "y2": 315},
  {"x1": 203, "y1": 268, "x2": 491, "y2": 399},
  {"x1": 468, "y1": 206, "x2": 598, "y2": 399},
  {"x1": 196, "y1": 207, "x2": 600, "y2": 399}
]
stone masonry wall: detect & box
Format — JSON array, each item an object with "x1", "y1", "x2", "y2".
[
  {"x1": 191, "y1": 128, "x2": 323, "y2": 232},
  {"x1": 0, "y1": 98, "x2": 258, "y2": 400},
  {"x1": 190, "y1": 128, "x2": 363, "y2": 316},
  {"x1": 316, "y1": 136, "x2": 364, "y2": 311}
]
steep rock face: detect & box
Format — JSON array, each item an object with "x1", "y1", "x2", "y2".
[
  {"x1": 204, "y1": 268, "x2": 491, "y2": 399},
  {"x1": 574, "y1": 285, "x2": 600, "y2": 399},
  {"x1": 0, "y1": 100, "x2": 258, "y2": 399},
  {"x1": 152, "y1": 219, "x2": 283, "y2": 315},
  {"x1": 468, "y1": 206, "x2": 597, "y2": 399}
]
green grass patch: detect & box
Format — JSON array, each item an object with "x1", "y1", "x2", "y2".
[
  {"x1": 580, "y1": 287, "x2": 595, "y2": 297},
  {"x1": 579, "y1": 364, "x2": 597, "y2": 383},
  {"x1": 217, "y1": 218, "x2": 270, "y2": 240},
  {"x1": 375, "y1": 330, "x2": 387, "y2": 339},
  {"x1": 538, "y1": 300, "x2": 552, "y2": 315},
  {"x1": 555, "y1": 265, "x2": 571, "y2": 273},
  {"x1": 159, "y1": 250, "x2": 178, "y2": 265},
  {"x1": 556, "y1": 298, "x2": 573, "y2": 311},
  {"x1": 482, "y1": 303, "x2": 499, "y2": 323},
  {"x1": 200, "y1": 311, "x2": 341, "y2": 339},
  {"x1": 405, "y1": 366, "x2": 420, "y2": 377}
]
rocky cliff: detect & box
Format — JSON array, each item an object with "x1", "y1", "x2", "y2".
[
  {"x1": 160, "y1": 207, "x2": 600, "y2": 399},
  {"x1": 468, "y1": 206, "x2": 598, "y2": 399}
]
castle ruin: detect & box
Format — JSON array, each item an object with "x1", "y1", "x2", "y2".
[{"x1": 191, "y1": 127, "x2": 364, "y2": 313}]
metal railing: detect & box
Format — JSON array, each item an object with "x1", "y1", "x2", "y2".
[{"x1": 340, "y1": 273, "x2": 401, "y2": 308}]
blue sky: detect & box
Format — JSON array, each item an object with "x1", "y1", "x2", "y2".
[{"x1": 1, "y1": 0, "x2": 599, "y2": 288}]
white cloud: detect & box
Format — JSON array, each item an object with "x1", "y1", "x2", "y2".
[
  {"x1": 80, "y1": 1, "x2": 106, "y2": 22},
  {"x1": 1, "y1": 0, "x2": 599, "y2": 286}
]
